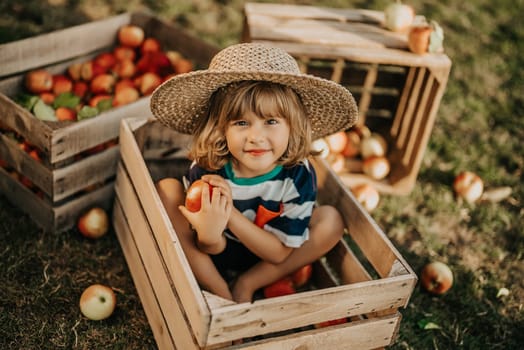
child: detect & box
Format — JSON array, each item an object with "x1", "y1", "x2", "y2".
[{"x1": 150, "y1": 43, "x2": 358, "y2": 303}]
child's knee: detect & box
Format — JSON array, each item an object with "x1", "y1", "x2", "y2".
[
  {"x1": 156, "y1": 178, "x2": 184, "y2": 203},
  {"x1": 312, "y1": 205, "x2": 344, "y2": 238}
]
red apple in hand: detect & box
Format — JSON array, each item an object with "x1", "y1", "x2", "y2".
[
  {"x1": 77, "y1": 207, "x2": 109, "y2": 239},
  {"x1": 420, "y1": 261, "x2": 453, "y2": 295},
  {"x1": 79, "y1": 284, "x2": 116, "y2": 320},
  {"x1": 453, "y1": 171, "x2": 484, "y2": 203},
  {"x1": 185, "y1": 179, "x2": 214, "y2": 212}
]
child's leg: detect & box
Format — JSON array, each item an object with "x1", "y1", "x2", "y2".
[
  {"x1": 156, "y1": 178, "x2": 233, "y2": 300},
  {"x1": 232, "y1": 205, "x2": 344, "y2": 303}
]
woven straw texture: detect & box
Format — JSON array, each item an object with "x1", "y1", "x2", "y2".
[{"x1": 150, "y1": 43, "x2": 358, "y2": 139}]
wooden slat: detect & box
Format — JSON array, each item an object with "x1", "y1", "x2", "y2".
[
  {"x1": 114, "y1": 167, "x2": 200, "y2": 350},
  {"x1": 326, "y1": 240, "x2": 372, "y2": 285},
  {"x1": 113, "y1": 201, "x2": 178, "y2": 350},
  {"x1": 205, "y1": 277, "x2": 411, "y2": 345},
  {"x1": 119, "y1": 118, "x2": 211, "y2": 347},
  {"x1": 234, "y1": 312, "x2": 401, "y2": 350}
]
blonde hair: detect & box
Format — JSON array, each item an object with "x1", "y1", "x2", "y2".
[{"x1": 190, "y1": 81, "x2": 317, "y2": 170}]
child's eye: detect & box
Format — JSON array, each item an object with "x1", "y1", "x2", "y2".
[
  {"x1": 266, "y1": 118, "x2": 279, "y2": 125},
  {"x1": 232, "y1": 120, "x2": 248, "y2": 127}
]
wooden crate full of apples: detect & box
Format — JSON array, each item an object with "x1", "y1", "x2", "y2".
[{"x1": 0, "y1": 12, "x2": 218, "y2": 232}]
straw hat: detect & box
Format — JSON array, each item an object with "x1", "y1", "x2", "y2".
[{"x1": 150, "y1": 43, "x2": 358, "y2": 139}]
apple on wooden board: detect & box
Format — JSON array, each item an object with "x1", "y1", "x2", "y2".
[
  {"x1": 77, "y1": 207, "x2": 109, "y2": 239},
  {"x1": 79, "y1": 284, "x2": 116, "y2": 321},
  {"x1": 384, "y1": 0, "x2": 415, "y2": 32},
  {"x1": 420, "y1": 261, "x2": 453, "y2": 295},
  {"x1": 453, "y1": 171, "x2": 484, "y2": 203},
  {"x1": 185, "y1": 179, "x2": 214, "y2": 213},
  {"x1": 351, "y1": 184, "x2": 380, "y2": 212}
]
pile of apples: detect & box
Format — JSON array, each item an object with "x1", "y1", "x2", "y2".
[
  {"x1": 20, "y1": 24, "x2": 194, "y2": 122},
  {"x1": 313, "y1": 125, "x2": 390, "y2": 212}
]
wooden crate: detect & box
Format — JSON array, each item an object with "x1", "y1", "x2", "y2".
[
  {"x1": 0, "y1": 12, "x2": 218, "y2": 232},
  {"x1": 113, "y1": 117, "x2": 417, "y2": 349},
  {"x1": 242, "y1": 3, "x2": 452, "y2": 195}
]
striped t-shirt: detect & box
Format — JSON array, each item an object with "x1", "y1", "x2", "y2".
[{"x1": 185, "y1": 160, "x2": 317, "y2": 248}]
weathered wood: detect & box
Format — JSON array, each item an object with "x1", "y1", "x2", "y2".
[
  {"x1": 244, "y1": 2, "x2": 452, "y2": 195},
  {"x1": 115, "y1": 118, "x2": 417, "y2": 349}
]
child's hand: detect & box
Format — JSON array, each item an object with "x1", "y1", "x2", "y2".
[{"x1": 179, "y1": 180, "x2": 231, "y2": 252}]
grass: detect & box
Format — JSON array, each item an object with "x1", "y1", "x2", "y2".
[{"x1": 0, "y1": 0, "x2": 522, "y2": 349}]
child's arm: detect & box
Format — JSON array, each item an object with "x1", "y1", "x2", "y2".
[{"x1": 227, "y1": 208, "x2": 294, "y2": 264}]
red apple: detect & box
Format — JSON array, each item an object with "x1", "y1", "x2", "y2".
[
  {"x1": 185, "y1": 179, "x2": 214, "y2": 212},
  {"x1": 77, "y1": 207, "x2": 109, "y2": 239},
  {"x1": 113, "y1": 45, "x2": 136, "y2": 62},
  {"x1": 39, "y1": 92, "x2": 55, "y2": 104},
  {"x1": 113, "y1": 59, "x2": 136, "y2": 79},
  {"x1": 115, "y1": 78, "x2": 136, "y2": 93},
  {"x1": 89, "y1": 94, "x2": 112, "y2": 108},
  {"x1": 94, "y1": 52, "x2": 117, "y2": 71},
  {"x1": 351, "y1": 184, "x2": 380, "y2": 212},
  {"x1": 90, "y1": 74, "x2": 116, "y2": 95},
  {"x1": 360, "y1": 133, "x2": 388, "y2": 159},
  {"x1": 140, "y1": 37, "x2": 161, "y2": 55},
  {"x1": 453, "y1": 171, "x2": 484, "y2": 203},
  {"x1": 80, "y1": 60, "x2": 107, "y2": 81},
  {"x1": 420, "y1": 261, "x2": 453, "y2": 295},
  {"x1": 135, "y1": 72, "x2": 162, "y2": 95},
  {"x1": 79, "y1": 284, "x2": 116, "y2": 321},
  {"x1": 362, "y1": 156, "x2": 390, "y2": 180},
  {"x1": 52, "y1": 74, "x2": 73, "y2": 95},
  {"x1": 384, "y1": 0, "x2": 415, "y2": 32},
  {"x1": 291, "y1": 264, "x2": 313, "y2": 288},
  {"x1": 118, "y1": 25, "x2": 145, "y2": 48},
  {"x1": 173, "y1": 57, "x2": 194, "y2": 74},
  {"x1": 113, "y1": 86, "x2": 140, "y2": 107},
  {"x1": 342, "y1": 130, "x2": 361, "y2": 158},
  {"x1": 67, "y1": 62, "x2": 83, "y2": 81},
  {"x1": 72, "y1": 81, "x2": 89, "y2": 99},
  {"x1": 55, "y1": 107, "x2": 77, "y2": 121},
  {"x1": 325, "y1": 131, "x2": 348, "y2": 154},
  {"x1": 263, "y1": 277, "x2": 296, "y2": 298},
  {"x1": 25, "y1": 70, "x2": 53, "y2": 94}
]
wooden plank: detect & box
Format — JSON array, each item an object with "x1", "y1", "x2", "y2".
[
  {"x1": 114, "y1": 167, "x2": 200, "y2": 350},
  {"x1": 234, "y1": 313, "x2": 401, "y2": 350},
  {"x1": 119, "y1": 118, "x2": 211, "y2": 347},
  {"x1": 113, "y1": 201, "x2": 178, "y2": 350},
  {"x1": 205, "y1": 277, "x2": 411, "y2": 345},
  {"x1": 313, "y1": 156, "x2": 415, "y2": 280},
  {"x1": 247, "y1": 14, "x2": 408, "y2": 49},
  {"x1": 0, "y1": 13, "x2": 131, "y2": 77}
]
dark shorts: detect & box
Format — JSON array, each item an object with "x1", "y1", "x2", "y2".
[{"x1": 210, "y1": 238, "x2": 261, "y2": 278}]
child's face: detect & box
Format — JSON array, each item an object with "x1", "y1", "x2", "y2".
[{"x1": 225, "y1": 110, "x2": 290, "y2": 178}]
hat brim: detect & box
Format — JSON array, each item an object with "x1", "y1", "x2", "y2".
[{"x1": 150, "y1": 69, "x2": 358, "y2": 140}]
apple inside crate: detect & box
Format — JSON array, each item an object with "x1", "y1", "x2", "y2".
[
  {"x1": 0, "y1": 12, "x2": 218, "y2": 231},
  {"x1": 113, "y1": 118, "x2": 417, "y2": 349},
  {"x1": 243, "y1": 2, "x2": 452, "y2": 195}
]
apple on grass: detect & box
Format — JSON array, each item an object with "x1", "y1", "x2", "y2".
[
  {"x1": 453, "y1": 171, "x2": 484, "y2": 203},
  {"x1": 77, "y1": 207, "x2": 109, "y2": 239},
  {"x1": 79, "y1": 284, "x2": 116, "y2": 321},
  {"x1": 420, "y1": 261, "x2": 453, "y2": 295},
  {"x1": 185, "y1": 179, "x2": 214, "y2": 212}
]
